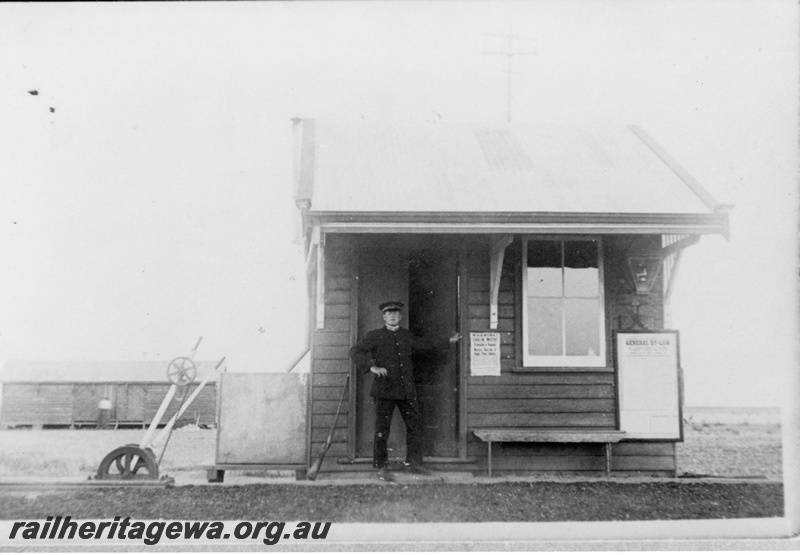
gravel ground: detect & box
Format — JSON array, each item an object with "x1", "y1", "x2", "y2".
[
  {"x1": 0, "y1": 421, "x2": 785, "y2": 522},
  {"x1": 677, "y1": 423, "x2": 782, "y2": 480},
  {"x1": 0, "y1": 427, "x2": 216, "y2": 478},
  {"x1": 0, "y1": 481, "x2": 784, "y2": 521},
  {"x1": 0, "y1": 421, "x2": 783, "y2": 479}
]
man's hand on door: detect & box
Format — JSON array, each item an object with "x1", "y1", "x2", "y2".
[{"x1": 370, "y1": 366, "x2": 388, "y2": 377}]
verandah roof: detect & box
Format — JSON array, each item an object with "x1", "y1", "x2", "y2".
[{"x1": 293, "y1": 119, "x2": 729, "y2": 236}]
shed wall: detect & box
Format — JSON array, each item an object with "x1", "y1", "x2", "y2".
[
  {"x1": 463, "y1": 238, "x2": 672, "y2": 475},
  {"x1": 309, "y1": 240, "x2": 354, "y2": 464},
  {"x1": 143, "y1": 384, "x2": 218, "y2": 427},
  {"x1": 1, "y1": 384, "x2": 73, "y2": 427},
  {"x1": 309, "y1": 234, "x2": 676, "y2": 476},
  {"x1": 1, "y1": 382, "x2": 217, "y2": 428}
]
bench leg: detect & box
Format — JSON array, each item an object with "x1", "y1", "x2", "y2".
[
  {"x1": 673, "y1": 446, "x2": 678, "y2": 478},
  {"x1": 207, "y1": 469, "x2": 225, "y2": 483},
  {"x1": 605, "y1": 443, "x2": 611, "y2": 477},
  {"x1": 487, "y1": 441, "x2": 492, "y2": 478}
]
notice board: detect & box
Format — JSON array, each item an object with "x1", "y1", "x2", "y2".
[{"x1": 615, "y1": 331, "x2": 682, "y2": 440}]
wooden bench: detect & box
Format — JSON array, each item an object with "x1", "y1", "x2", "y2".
[{"x1": 472, "y1": 429, "x2": 627, "y2": 477}]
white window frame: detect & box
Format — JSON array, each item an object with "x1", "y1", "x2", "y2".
[{"x1": 521, "y1": 235, "x2": 606, "y2": 368}]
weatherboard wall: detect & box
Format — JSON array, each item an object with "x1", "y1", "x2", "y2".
[
  {"x1": 462, "y1": 237, "x2": 674, "y2": 475},
  {"x1": 0, "y1": 382, "x2": 217, "y2": 428},
  {"x1": 308, "y1": 240, "x2": 355, "y2": 470},
  {"x1": 308, "y1": 234, "x2": 676, "y2": 476}
]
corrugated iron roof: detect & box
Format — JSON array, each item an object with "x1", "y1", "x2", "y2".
[
  {"x1": 295, "y1": 119, "x2": 722, "y2": 215},
  {"x1": 0, "y1": 360, "x2": 220, "y2": 383}
]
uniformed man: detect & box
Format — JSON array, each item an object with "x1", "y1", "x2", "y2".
[{"x1": 349, "y1": 300, "x2": 461, "y2": 481}]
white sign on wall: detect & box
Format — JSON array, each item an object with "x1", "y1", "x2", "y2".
[
  {"x1": 616, "y1": 331, "x2": 682, "y2": 440},
  {"x1": 470, "y1": 332, "x2": 501, "y2": 376}
]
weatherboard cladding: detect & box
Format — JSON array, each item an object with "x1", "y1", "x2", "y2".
[
  {"x1": 464, "y1": 242, "x2": 615, "y2": 432},
  {"x1": 308, "y1": 236, "x2": 675, "y2": 475},
  {"x1": 1, "y1": 360, "x2": 219, "y2": 427},
  {"x1": 307, "y1": 245, "x2": 353, "y2": 464},
  {"x1": 1, "y1": 384, "x2": 73, "y2": 426},
  {"x1": 143, "y1": 384, "x2": 217, "y2": 426},
  {"x1": 1, "y1": 382, "x2": 218, "y2": 427},
  {"x1": 305, "y1": 120, "x2": 715, "y2": 215}
]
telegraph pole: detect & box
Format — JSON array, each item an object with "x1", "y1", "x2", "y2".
[{"x1": 482, "y1": 25, "x2": 536, "y2": 123}]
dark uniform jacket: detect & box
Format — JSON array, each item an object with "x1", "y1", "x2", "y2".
[{"x1": 349, "y1": 327, "x2": 448, "y2": 400}]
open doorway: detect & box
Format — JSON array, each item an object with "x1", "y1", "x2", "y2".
[{"x1": 355, "y1": 243, "x2": 460, "y2": 460}]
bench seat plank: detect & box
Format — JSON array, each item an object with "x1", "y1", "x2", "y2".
[
  {"x1": 473, "y1": 429, "x2": 626, "y2": 443},
  {"x1": 472, "y1": 428, "x2": 626, "y2": 477}
]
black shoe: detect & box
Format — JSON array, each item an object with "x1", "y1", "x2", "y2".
[
  {"x1": 408, "y1": 463, "x2": 433, "y2": 476},
  {"x1": 376, "y1": 466, "x2": 395, "y2": 482}
]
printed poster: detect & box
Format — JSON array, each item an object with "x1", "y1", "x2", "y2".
[
  {"x1": 616, "y1": 331, "x2": 682, "y2": 440},
  {"x1": 470, "y1": 332, "x2": 501, "y2": 376}
]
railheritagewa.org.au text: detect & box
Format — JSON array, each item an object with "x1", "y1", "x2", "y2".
[{"x1": 8, "y1": 516, "x2": 331, "y2": 546}]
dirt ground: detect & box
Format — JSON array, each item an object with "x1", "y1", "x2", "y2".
[
  {"x1": 0, "y1": 421, "x2": 783, "y2": 480},
  {"x1": 0, "y1": 481, "x2": 783, "y2": 521},
  {"x1": 0, "y1": 426, "x2": 216, "y2": 479},
  {"x1": 0, "y1": 421, "x2": 784, "y2": 522},
  {"x1": 676, "y1": 423, "x2": 782, "y2": 480}
]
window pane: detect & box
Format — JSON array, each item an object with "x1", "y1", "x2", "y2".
[
  {"x1": 527, "y1": 267, "x2": 562, "y2": 297},
  {"x1": 527, "y1": 240, "x2": 562, "y2": 297},
  {"x1": 564, "y1": 299, "x2": 600, "y2": 356},
  {"x1": 528, "y1": 298, "x2": 562, "y2": 356},
  {"x1": 564, "y1": 241, "x2": 598, "y2": 297}
]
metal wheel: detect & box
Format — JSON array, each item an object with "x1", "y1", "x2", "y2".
[
  {"x1": 166, "y1": 356, "x2": 197, "y2": 386},
  {"x1": 96, "y1": 444, "x2": 159, "y2": 480}
]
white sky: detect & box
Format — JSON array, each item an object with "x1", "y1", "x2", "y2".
[{"x1": 0, "y1": 1, "x2": 797, "y2": 407}]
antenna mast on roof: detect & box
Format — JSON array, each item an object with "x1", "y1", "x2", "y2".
[{"x1": 482, "y1": 23, "x2": 537, "y2": 123}]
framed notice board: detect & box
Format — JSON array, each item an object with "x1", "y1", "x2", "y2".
[{"x1": 614, "y1": 331, "x2": 683, "y2": 441}]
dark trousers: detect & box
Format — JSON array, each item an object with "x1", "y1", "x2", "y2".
[{"x1": 373, "y1": 397, "x2": 423, "y2": 468}]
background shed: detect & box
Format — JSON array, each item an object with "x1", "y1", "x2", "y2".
[{"x1": 0, "y1": 360, "x2": 218, "y2": 428}]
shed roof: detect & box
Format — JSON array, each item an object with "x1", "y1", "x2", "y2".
[
  {"x1": 0, "y1": 360, "x2": 220, "y2": 383},
  {"x1": 293, "y1": 119, "x2": 729, "y2": 236}
]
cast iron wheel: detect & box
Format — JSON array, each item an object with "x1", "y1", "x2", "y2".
[
  {"x1": 166, "y1": 356, "x2": 197, "y2": 386},
  {"x1": 96, "y1": 444, "x2": 159, "y2": 480}
]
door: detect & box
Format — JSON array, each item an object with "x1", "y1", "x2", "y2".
[
  {"x1": 72, "y1": 384, "x2": 104, "y2": 424},
  {"x1": 117, "y1": 384, "x2": 146, "y2": 424},
  {"x1": 408, "y1": 249, "x2": 459, "y2": 457},
  {"x1": 355, "y1": 244, "x2": 460, "y2": 460}
]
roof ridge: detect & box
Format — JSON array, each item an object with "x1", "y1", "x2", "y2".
[{"x1": 626, "y1": 124, "x2": 727, "y2": 213}]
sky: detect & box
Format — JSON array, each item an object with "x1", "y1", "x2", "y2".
[{"x1": 0, "y1": 1, "x2": 797, "y2": 407}]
